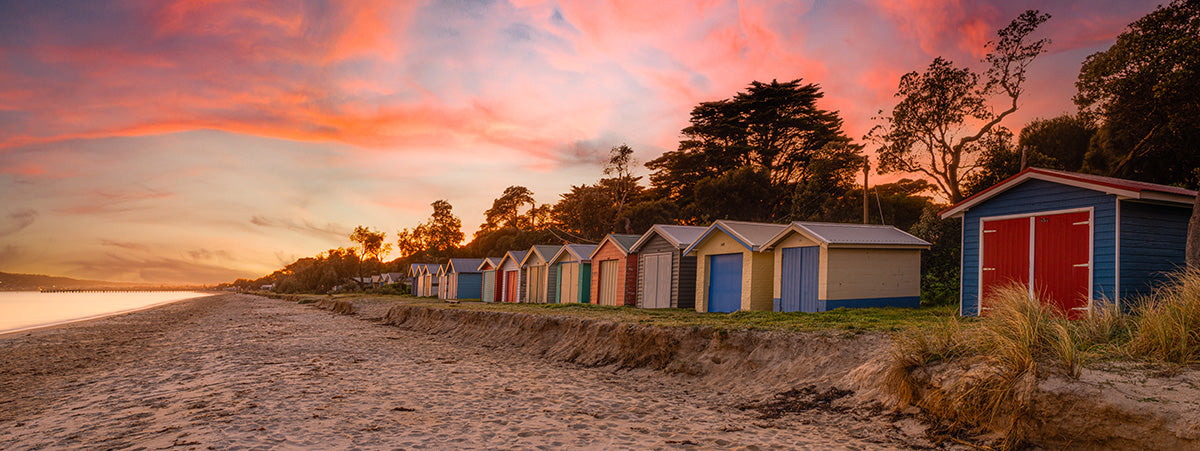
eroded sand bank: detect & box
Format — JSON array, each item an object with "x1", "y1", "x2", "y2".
[{"x1": 0, "y1": 294, "x2": 937, "y2": 450}]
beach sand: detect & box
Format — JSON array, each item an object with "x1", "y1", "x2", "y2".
[{"x1": 0, "y1": 294, "x2": 932, "y2": 450}]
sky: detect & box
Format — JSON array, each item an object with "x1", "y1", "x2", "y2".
[{"x1": 0, "y1": 0, "x2": 1164, "y2": 285}]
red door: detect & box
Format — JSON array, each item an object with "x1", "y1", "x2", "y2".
[
  {"x1": 981, "y1": 217, "x2": 1031, "y2": 310},
  {"x1": 504, "y1": 271, "x2": 519, "y2": 303},
  {"x1": 1034, "y1": 211, "x2": 1090, "y2": 318}
]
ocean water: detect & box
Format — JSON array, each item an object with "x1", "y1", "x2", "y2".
[{"x1": 0, "y1": 291, "x2": 210, "y2": 334}]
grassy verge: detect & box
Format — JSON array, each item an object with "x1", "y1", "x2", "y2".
[{"x1": 296, "y1": 293, "x2": 961, "y2": 333}]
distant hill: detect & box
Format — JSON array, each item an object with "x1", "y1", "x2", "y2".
[{"x1": 0, "y1": 272, "x2": 148, "y2": 291}]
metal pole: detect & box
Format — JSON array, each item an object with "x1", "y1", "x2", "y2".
[{"x1": 863, "y1": 158, "x2": 869, "y2": 224}]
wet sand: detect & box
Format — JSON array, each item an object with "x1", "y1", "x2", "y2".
[{"x1": 0, "y1": 294, "x2": 930, "y2": 450}]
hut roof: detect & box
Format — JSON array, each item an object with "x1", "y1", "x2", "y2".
[
  {"x1": 683, "y1": 220, "x2": 788, "y2": 254},
  {"x1": 588, "y1": 234, "x2": 642, "y2": 259},
  {"x1": 941, "y1": 167, "x2": 1197, "y2": 219},
  {"x1": 631, "y1": 224, "x2": 708, "y2": 251},
  {"x1": 521, "y1": 245, "x2": 564, "y2": 266},
  {"x1": 447, "y1": 258, "x2": 485, "y2": 274},
  {"x1": 764, "y1": 222, "x2": 930, "y2": 249},
  {"x1": 550, "y1": 243, "x2": 597, "y2": 264}
]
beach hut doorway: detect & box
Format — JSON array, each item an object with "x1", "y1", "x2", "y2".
[
  {"x1": 779, "y1": 246, "x2": 819, "y2": 312},
  {"x1": 559, "y1": 262, "x2": 579, "y2": 303},
  {"x1": 527, "y1": 265, "x2": 546, "y2": 303},
  {"x1": 981, "y1": 210, "x2": 1090, "y2": 317},
  {"x1": 641, "y1": 253, "x2": 672, "y2": 309},
  {"x1": 504, "y1": 271, "x2": 519, "y2": 302},
  {"x1": 597, "y1": 260, "x2": 620, "y2": 306},
  {"x1": 707, "y1": 253, "x2": 742, "y2": 313}
]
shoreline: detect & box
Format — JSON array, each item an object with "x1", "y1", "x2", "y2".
[{"x1": 0, "y1": 291, "x2": 214, "y2": 336}]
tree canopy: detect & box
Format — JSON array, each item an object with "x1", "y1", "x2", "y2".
[
  {"x1": 870, "y1": 10, "x2": 1051, "y2": 202},
  {"x1": 646, "y1": 79, "x2": 857, "y2": 223},
  {"x1": 1074, "y1": 0, "x2": 1200, "y2": 188}
]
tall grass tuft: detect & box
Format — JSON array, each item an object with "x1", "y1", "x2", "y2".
[
  {"x1": 976, "y1": 284, "x2": 1063, "y2": 374},
  {"x1": 1129, "y1": 268, "x2": 1200, "y2": 364},
  {"x1": 884, "y1": 318, "x2": 969, "y2": 406}
]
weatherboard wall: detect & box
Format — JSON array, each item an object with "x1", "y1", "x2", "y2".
[
  {"x1": 634, "y1": 233, "x2": 697, "y2": 309},
  {"x1": 589, "y1": 240, "x2": 638, "y2": 307},
  {"x1": 1119, "y1": 200, "x2": 1191, "y2": 302},
  {"x1": 692, "y1": 231, "x2": 774, "y2": 313}
]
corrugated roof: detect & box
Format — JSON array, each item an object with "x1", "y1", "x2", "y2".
[
  {"x1": 523, "y1": 245, "x2": 563, "y2": 265},
  {"x1": 477, "y1": 257, "x2": 502, "y2": 271},
  {"x1": 588, "y1": 234, "x2": 642, "y2": 260},
  {"x1": 448, "y1": 258, "x2": 485, "y2": 273},
  {"x1": 631, "y1": 224, "x2": 708, "y2": 251},
  {"x1": 500, "y1": 250, "x2": 527, "y2": 268},
  {"x1": 551, "y1": 244, "x2": 597, "y2": 263},
  {"x1": 717, "y1": 220, "x2": 788, "y2": 247},
  {"x1": 1033, "y1": 167, "x2": 1196, "y2": 196},
  {"x1": 609, "y1": 234, "x2": 641, "y2": 252},
  {"x1": 768, "y1": 222, "x2": 930, "y2": 248},
  {"x1": 941, "y1": 167, "x2": 1197, "y2": 219},
  {"x1": 682, "y1": 220, "x2": 789, "y2": 254}
]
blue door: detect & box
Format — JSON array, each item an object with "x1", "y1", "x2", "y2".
[
  {"x1": 780, "y1": 246, "x2": 820, "y2": 312},
  {"x1": 708, "y1": 253, "x2": 743, "y2": 313}
]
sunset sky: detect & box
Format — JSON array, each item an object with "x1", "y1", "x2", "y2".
[{"x1": 0, "y1": 0, "x2": 1164, "y2": 284}]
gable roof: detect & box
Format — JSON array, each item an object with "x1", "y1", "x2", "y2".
[
  {"x1": 498, "y1": 250, "x2": 528, "y2": 269},
  {"x1": 764, "y1": 222, "x2": 930, "y2": 249},
  {"x1": 631, "y1": 224, "x2": 708, "y2": 251},
  {"x1": 409, "y1": 263, "x2": 439, "y2": 277},
  {"x1": 447, "y1": 258, "x2": 484, "y2": 274},
  {"x1": 941, "y1": 167, "x2": 1197, "y2": 219},
  {"x1": 588, "y1": 234, "x2": 642, "y2": 259},
  {"x1": 683, "y1": 220, "x2": 788, "y2": 255},
  {"x1": 521, "y1": 245, "x2": 563, "y2": 266},
  {"x1": 549, "y1": 243, "x2": 597, "y2": 264},
  {"x1": 477, "y1": 257, "x2": 502, "y2": 271}
]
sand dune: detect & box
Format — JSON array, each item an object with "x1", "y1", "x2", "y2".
[{"x1": 0, "y1": 294, "x2": 936, "y2": 449}]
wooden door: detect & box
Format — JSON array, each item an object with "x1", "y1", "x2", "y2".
[
  {"x1": 504, "y1": 270, "x2": 519, "y2": 302},
  {"x1": 981, "y1": 217, "x2": 1031, "y2": 311},
  {"x1": 598, "y1": 260, "x2": 620, "y2": 306},
  {"x1": 1034, "y1": 211, "x2": 1091, "y2": 318},
  {"x1": 559, "y1": 263, "x2": 578, "y2": 303},
  {"x1": 641, "y1": 253, "x2": 672, "y2": 308},
  {"x1": 529, "y1": 266, "x2": 544, "y2": 303},
  {"x1": 707, "y1": 253, "x2": 742, "y2": 313},
  {"x1": 780, "y1": 246, "x2": 820, "y2": 312}
]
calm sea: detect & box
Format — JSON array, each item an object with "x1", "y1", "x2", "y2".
[{"x1": 0, "y1": 291, "x2": 210, "y2": 334}]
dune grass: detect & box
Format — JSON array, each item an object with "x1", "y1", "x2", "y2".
[
  {"x1": 312, "y1": 292, "x2": 960, "y2": 333},
  {"x1": 884, "y1": 270, "x2": 1200, "y2": 449}
]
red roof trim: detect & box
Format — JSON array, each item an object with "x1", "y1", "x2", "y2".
[{"x1": 939, "y1": 167, "x2": 1197, "y2": 217}]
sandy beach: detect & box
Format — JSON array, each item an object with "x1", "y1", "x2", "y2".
[{"x1": 0, "y1": 294, "x2": 931, "y2": 450}]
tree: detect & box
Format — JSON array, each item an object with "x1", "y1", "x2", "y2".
[
  {"x1": 480, "y1": 186, "x2": 536, "y2": 231},
  {"x1": 552, "y1": 183, "x2": 617, "y2": 241},
  {"x1": 1074, "y1": 0, "x2": 1200, "y2": 188},
  {"x1": 423, "y1": 200, "x2": 464, "y2": 257},
  {"x1": 350, "y1": 226, "x2": 389, "y2": 263},
  {"x1": 1018, "y1": 114, "x2": 1096, "y2": 171},
  {"x1": 870, "y1": 10, "x2": 1051, "y2": 202},
  {"x1": 646, "y1": 79, "x2": 854, "y2": 222},
  {"x1": 604, "y1": 144, "x2": 641, "y2": 231}
]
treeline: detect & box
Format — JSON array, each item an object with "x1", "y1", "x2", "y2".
[{"x1": 235, "y1": 3, "x2": 1199, "y2": 300}]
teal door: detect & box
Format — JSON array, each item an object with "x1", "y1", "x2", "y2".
[{"x1": 707, "y1": 253, "x2": 742, "y2": 313}]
